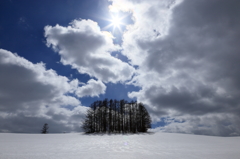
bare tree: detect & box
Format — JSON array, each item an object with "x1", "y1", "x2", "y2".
[
  {"x1": 41, "y1": 123, "x2": 49, "y2": 134},
  {"x1": 82, "y1": 99, "x2": 152, "y2": 134}
]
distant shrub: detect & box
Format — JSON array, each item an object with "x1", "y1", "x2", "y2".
[{"x1": 41, "y1": 123, "x2": 49, "y2": 134}]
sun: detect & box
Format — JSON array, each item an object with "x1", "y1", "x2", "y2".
[
  {"x1": 109, "y1": 14, "x2": 125, "y2": 32},
  {"x1": 111, "y1": 16, "x2": 122, "y2": 27},
  {"x1": 103, "y1": 13, "x2": 127, "y2": 33}
]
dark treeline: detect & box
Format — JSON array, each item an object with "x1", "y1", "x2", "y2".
[{"x1": 82, "y1": 99, "x2": 151, "y2": 133}]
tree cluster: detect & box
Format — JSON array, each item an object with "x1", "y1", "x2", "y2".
[{"x1": 82, "y1": 99, "x2": 151, "y2": 133}]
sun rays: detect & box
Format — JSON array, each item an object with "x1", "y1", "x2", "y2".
[{"x1": 103, "y1": 13, "x2": 128, "y2": 33}]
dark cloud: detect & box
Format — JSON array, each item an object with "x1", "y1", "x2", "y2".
[
  {"x1": 0, "y1": 60, "x2": 55, "y2": 112},
  {"x1": 142, "y1": 0, "x2": 240, "y2": 115},
  {"x1": 0, "y1": 49, "x2": 88, "y2": 133},
  {"x1": 113, "y1": 0, "x2": 240, "y2": 136}
]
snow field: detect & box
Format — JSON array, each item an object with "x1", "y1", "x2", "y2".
[{"x1": 0, "y1": 132, "x2": 240, "y2": 159}]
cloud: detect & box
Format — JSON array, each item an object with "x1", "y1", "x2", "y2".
[
  {"x1": 0, "y1": 49, "x2": 88, "y2": 133},
  {"x1": 44, "y1": 19, "x2": 135, "y2": 83},
  {"x1": 110, "y1": 0, "x2": 240, "y2": 136},
  {"x1": 153, "y1": 113, "x2": 240, "y2": 136},
  {"x1": 75, "y1": 79, "x2": 106, "y2": 98}
]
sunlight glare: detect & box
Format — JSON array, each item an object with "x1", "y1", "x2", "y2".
[
  {"x1": 103, "y1": 13, "x2": 128, "y2": 34},
  {"x1": 111, "y1": 16, "x2": 121, "y2": 27}
]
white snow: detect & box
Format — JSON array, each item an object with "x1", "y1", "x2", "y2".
[{"x1": 0, "y1": 132, "x2": 240, "y2": 159}]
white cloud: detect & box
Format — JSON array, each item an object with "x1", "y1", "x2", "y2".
[
  {"x1": 110, "y1": 0, "x2": 240, "y2": 136},
  {"x1": 44, "y1": 19, "x2": 135, "y2": 83},
  {"x1": 75, "y1": 79, "x2": 106, "y2": 98},
  {"x1": 0, "y1": 49, "x2": 88, "y2": 133},
  {"x1": 109, "y1": 0, "x2": 182, "y2": 65}
]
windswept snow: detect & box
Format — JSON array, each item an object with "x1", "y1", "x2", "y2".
[{"x1": 0, "y1": 132, "x2": 239, "y2": 159}]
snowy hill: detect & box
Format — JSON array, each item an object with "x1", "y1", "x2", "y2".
[{"x1": 0, "y1": 132, "x2": 239, "y2": 159}]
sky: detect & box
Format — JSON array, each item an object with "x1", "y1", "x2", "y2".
[{"x1": 0, "y1": 0, "x2": 240, "y2": 136}]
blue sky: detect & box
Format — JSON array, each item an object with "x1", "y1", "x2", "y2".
[
  {"x1": 0, "y1": 0, "x2": 138, "y2": 106},
  {"x1": 1, "y1": 0, "x2": 240, "y2": 136}
]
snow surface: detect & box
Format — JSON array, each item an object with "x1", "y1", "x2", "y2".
[{"x1": 0, "y1": 132, "x2": 240, "y2": 159}]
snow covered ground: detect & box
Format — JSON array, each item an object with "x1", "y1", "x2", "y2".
[{"x1": 0, "y1": 132, "x2": 240, "y2": 159}]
